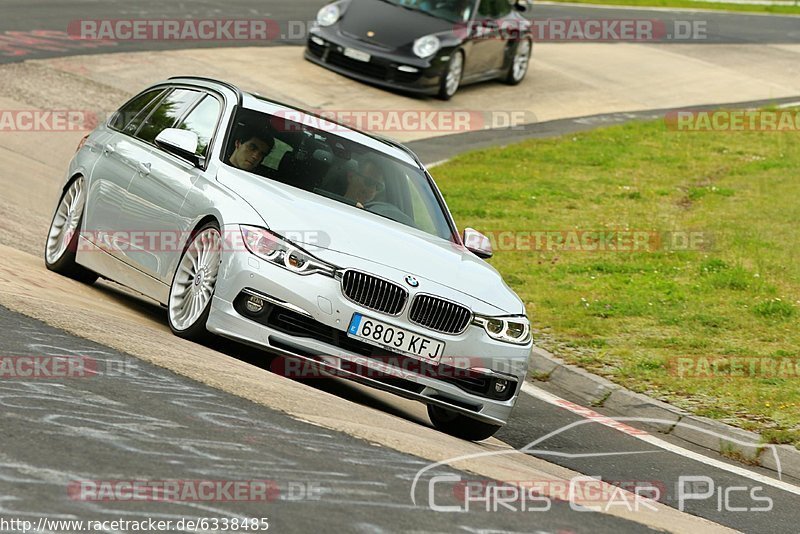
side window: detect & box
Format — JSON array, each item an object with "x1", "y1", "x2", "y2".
[
  {"x1": 109, "y1": 89, "x2": 165, "y2": 132},
  {"x1": 135, "y1": 88, "x2": 202, "y2": 145},
  {"x1": 176, "y1": 95, "x2": 221, "y2": 157},
  {"x1": 263, "y1": 138, "x2": 293, "y2": 170}
]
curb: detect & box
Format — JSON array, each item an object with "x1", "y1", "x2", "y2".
[{"x1": 527, "y1": 346, "x2": 800, "y2": 481}]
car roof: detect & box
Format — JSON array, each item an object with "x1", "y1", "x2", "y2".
[{"x1": 166, "y1": 76, "x2": 420, "y2": 168}]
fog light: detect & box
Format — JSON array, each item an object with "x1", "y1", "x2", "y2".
[
  {"x1": 245, "y1": 296, "x2": 265, "y2": 314},
  {"x1": 398, "y1": 65, "x2": 419, "y2": 73},
  {"x1": 311, "y1": 36, "x2": 325, "y2": 46},
  {"x1": 494, "y1": 379, "x2": 509, "y2": 394}
]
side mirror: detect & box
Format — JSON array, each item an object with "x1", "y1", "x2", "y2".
[
  {"x1": 154, "y1": 128, "x2": 202, "y2": 166},
  {"x1": 514, "y1": 0, "x2": 530, "y2": 12},
  {"x1": 463, "y1": 228, "x2": 493, "y2": 259}
]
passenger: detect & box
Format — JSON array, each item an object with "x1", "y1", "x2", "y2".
[
  {"x1": 228, "y1": 127, "x2": 274, "y2": 172},
  {"x1": 344, "y1": 158, "x2": 386, "y2": 208}
]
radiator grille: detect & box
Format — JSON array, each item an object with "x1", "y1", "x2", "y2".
[
  {"x1": 409, "y1": 294, "x2": 472, "y2": 334},
  {"x1": 341, "y1": 270, "x2": 407, "y2": 315}
]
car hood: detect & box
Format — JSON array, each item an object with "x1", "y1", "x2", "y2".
[
  {"x1": 217, "y1": 168, "x2": 524, "y2": 314},
  {"x1": 339, "y1": 0, "x2": 455, "y2": 49}
]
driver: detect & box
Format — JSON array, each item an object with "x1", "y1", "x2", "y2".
[
  {"x1": 344, "y1": 158, "x2": 386, "y2": 208},
  {"x1": 228, "y1": 126, "x2": 274, "y2": 172}
]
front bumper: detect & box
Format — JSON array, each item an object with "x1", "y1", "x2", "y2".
[
  {"x1": 207, "y1": 229, "x2": 532, "y2": 426},
  {"x1": 305, "y1": 26, "x2": 446, "y2": 95}
]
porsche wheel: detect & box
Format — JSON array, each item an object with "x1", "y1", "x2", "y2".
[{"x1": 504, "y1": 39, "x2": 531, "y2": 85}]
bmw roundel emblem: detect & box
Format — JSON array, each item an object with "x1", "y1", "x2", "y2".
[{"x1": 405, "y1": 275, "x2": 419, "y2": 288}]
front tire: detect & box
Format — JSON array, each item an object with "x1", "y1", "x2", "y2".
[
  {"x1": 503, "y1": 39, "x2": 531, "y2": 85},
  {"x1": 44, "y1": 176, "x2": 98, "y2": 284},
  {"x1": 437, "y1": 50, "x2": 464, "y2": 101},
  {"x1": 167, "y1": 223, "x2": 222, "y2": 341},
  {"x1": 427, "y1": 404, "x2": 501, "y2": 441}
]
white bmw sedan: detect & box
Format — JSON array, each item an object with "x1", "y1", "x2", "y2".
[{"x1": 45, "y1": 76, "x2": 532, "y2": 440}]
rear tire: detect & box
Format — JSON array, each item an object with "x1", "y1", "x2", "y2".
[
  {"x1": 44, "y1": 176, "x2": 98, "y2": 284},
  {"x1": 427, "y1": 404, "x2": 501, "y2": 441},
  {"x1": 503, "y1": 39, "x2": 531, "y2": 85}
]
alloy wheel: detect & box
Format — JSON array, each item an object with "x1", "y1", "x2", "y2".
[
  {"x1": 46, "y1": 177, "x2": 86, "y2": 265},
  {"x1": 168, "y1": 228, "x2": 222, "y2": 331}
]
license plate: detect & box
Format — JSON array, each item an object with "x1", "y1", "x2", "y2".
[
  {"x1": 343, "y1": 47, "x2": 371, "y2": 62},
  {"x1": 348, "y1": 314, "x2": 444, "y2": 363}
]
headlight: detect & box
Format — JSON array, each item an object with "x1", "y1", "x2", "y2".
[
  {"x1": 240, "y1": 225, "x2": 336, "y2": 277},
  {"x1": 413, "y1": 35, "x2": 441, "y2": 58},
  {"x1": 317, "y1": 4, "x2": 341, "y2": 27},
  {"x1": 473, "y1": 315, "x2": 531, "y2": 345}
]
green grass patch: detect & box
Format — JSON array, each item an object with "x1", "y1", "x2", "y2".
[{"x1": 433, "y1": 113, "x2": 800, "y2": 448}]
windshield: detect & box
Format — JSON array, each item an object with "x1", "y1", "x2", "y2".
[
  {"x1": 382, "y1": 0, "x2": 474, "y2": 23},
  {"x1": 224, "y1": 108, "x2": 455, "y2": 241}
]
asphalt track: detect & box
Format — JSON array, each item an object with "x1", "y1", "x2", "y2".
[
  {"x1": 0, "y1": 305, "x2": 653, "y2": 534},
  {"x1": 2, "y1": 285, "x2": 799, "y2": 533},
  {"x1": 0, "y1": 0, "x2": 798, "y2": 63},
  {"x1": 1, "y1": 1, "x2": 800, "y2": 533},
  {"x1": 407, "y1": 95, "x2": 800, "y2": 164}
]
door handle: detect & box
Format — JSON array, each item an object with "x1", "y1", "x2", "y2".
[
  {"x1": 137, "y1": 162, "x2": 151, "y2": 176},
  {"x1": 103, "y1": 144, "x2": 116, "y2": 155}
]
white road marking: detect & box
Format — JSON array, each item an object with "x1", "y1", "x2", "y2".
[{"x1": 521, "y1": 381, "x2": 800, "y2": 496}]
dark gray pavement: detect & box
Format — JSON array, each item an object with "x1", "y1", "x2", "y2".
[
  {"x1": 0, "y1": 304, "x2": 648, "y2": 533},
  {"x1": 407, "y1": 95, "x2": 800, "y2": 165},
  {"x1": 1, "y1": 0, "x2": 799, "y2": 63},
  {"x1": 2, "y1": 293, "x2": 799, "y2": 533}
]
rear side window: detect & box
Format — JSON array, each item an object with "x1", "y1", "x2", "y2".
[
  {"x1": 136, "y1": 88, "x2": 202, "y2": 144},
  {"x1": 109, "y1": 89, "x2": 165, "y2": 132},
  {"x1": 176, "y1": 95, "x2": 221, "y2": 157}
]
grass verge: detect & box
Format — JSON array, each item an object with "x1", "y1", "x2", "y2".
[
  {"x1": 539, "y1": 0, "x2": 800, "y2": 15},
  {"x1": 434, "y1": 111, "x2": 800, "y2": 448}
]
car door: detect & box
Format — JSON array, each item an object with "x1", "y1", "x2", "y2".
[
  {"x1": 125, "y1": 90, "x2": 221, "y2": 283},
  {"x1": 464, "y1": 0, "x2": 510, "y2": 76},
  {"x1": 83, "y1": 88, "x2": 167, "y2": 258}
]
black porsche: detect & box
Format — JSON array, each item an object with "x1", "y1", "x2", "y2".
[{"x1": 305, "y1": 0, "x2": 533, "y2": 100}]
